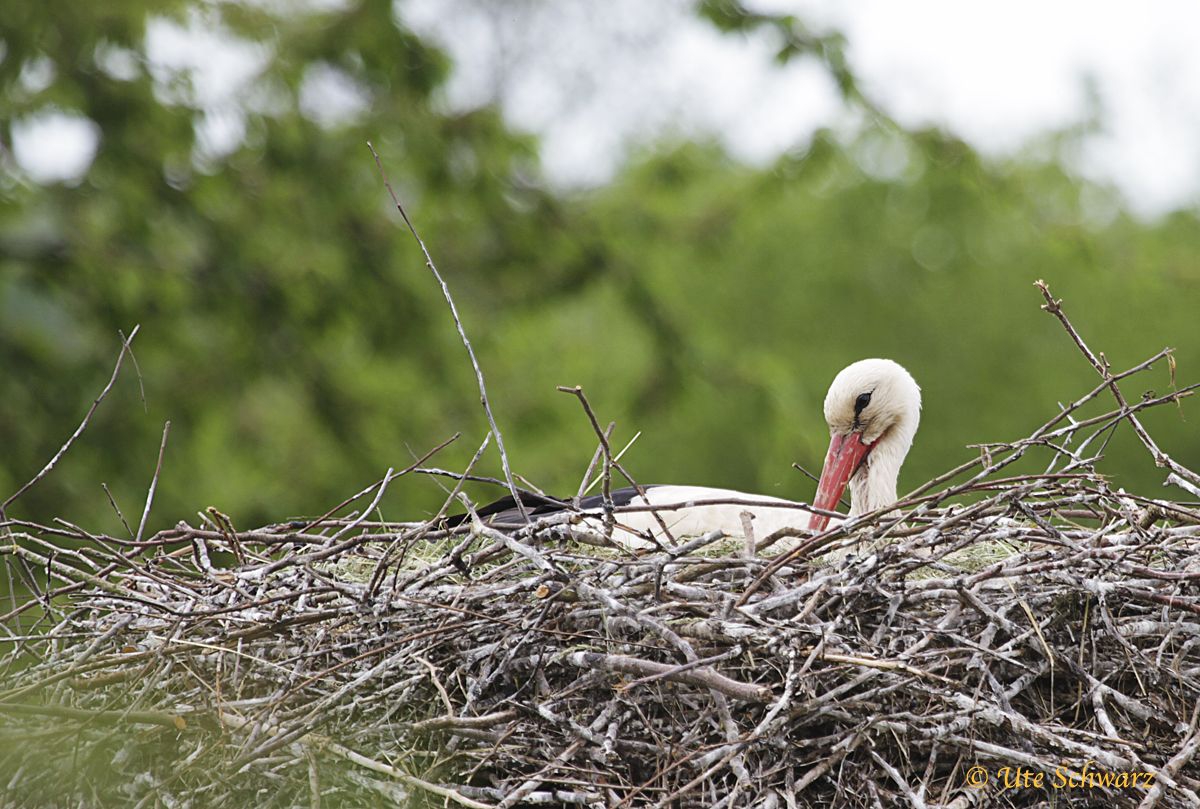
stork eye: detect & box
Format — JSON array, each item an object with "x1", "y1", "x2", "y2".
[{"x1": 854, "y1": 392, "x2": 872, "y2": 415}]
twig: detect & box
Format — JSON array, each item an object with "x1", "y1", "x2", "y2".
[
  {"x1": 2, "y1": 325, "x2": 140, "y2": 517},
  {"x1": 1037, "y1": 279, "x2": 1200, "y2": 488},
  {"x1": 564, "y1": 651, "x2": 770, "y2": 703},
  {"x1": 576, "y1": 422, "x2": 615, "y2": 503},
  {"x1": 368, "y1": 142, "x2": 528, "y2": 522},
  {"x1": 557, "y1": 385, "x2": 675, "y2": 547},
  {"x1": 300, "y1": 433, "x2": 459, "y2": 534},
  {"x1": 101, "y1": 483, "x2": 135, "y2": 538},
  {"x1": 135, "y1": 421, "x2": 171, "y2": 543},
  {"x1": 0, "y1": 701, "x2": 186, "y2": 730}
]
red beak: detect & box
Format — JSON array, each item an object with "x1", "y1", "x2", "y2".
[{"x1": 809, "y1": 432, "x2": 873, "y2": 531}]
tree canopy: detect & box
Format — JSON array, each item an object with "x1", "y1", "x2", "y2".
[{"x1": 2, "y1": 0, "x2": 1197, "y2": 537}]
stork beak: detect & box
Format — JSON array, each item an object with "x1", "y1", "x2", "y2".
[{"x1": 809, "y1": 431, "x2": 873, "y2": 531}]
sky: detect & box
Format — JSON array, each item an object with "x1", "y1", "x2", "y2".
[
  {"x1": 404, "y1": 0, "x2": 1200, "y2": 217},
  {"x1": 13, "y1": 0, "x2": 1200, "y2": 217}
]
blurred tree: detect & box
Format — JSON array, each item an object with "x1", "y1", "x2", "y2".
[
  {"x1": 0, "y1": 0, "x2": 581, "y2": 529},
  {"x1": 1, "y1": 0, "x2": 1197, "y2": 540}
]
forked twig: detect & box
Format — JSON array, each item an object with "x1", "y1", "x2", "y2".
[{"x1": 1036, "y1": 279, "x2": 1200, "y2": 490}]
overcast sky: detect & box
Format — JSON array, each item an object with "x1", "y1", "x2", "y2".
[
  {"x1": 406, "y1": 0, "x2": 1200, "y2": 217},
  {"x1": 14, "y1": 0, "x2": 1200, "y2": 217}
]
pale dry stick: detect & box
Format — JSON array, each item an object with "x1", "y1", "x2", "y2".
[
  {"x1": 0, "y1": 701, "x2": 186, "y2": 730},
  {"x1": 101, "y1": 483, "x2": 135, "y2": 538},
  {"x1": 323, "y1": 740, "x2": 496, "y2": 809},
  {"x1": 581, "y1": 430, "x2": 641, "y2": 496},
  {"x1": 324, "y1": 467, "x2": 394, "y2": 547},
  {"x1": 739, "y1": 511, "x2": 756, "y2": 558},
  {"x1": 902, "y1": 347, "x2": 1177, "y2": 504},
  {"x1": 306, "y1": 747, "x2": 321, "y2": 809},
  {"x1": 1037, "y1": 280, "x2": 1200, "y2": 489},
  {"x1": 300, "y1": 432, "x2": 459, "y2": 535},
  {"x1": 135, "y1": 421, "x2": 171, "y2": 543},
  {"x1": 409, "y1": 709, "x2": 518, "y2": 734},
  {"x1": 117, "y1": 326, "x2": 147, "y2": 410},
  {"x1": 458, "y1": 785, "x2": 602, "y2": 806},
  {"x1": 2, "y1": 325, "x2": 140, "y2": 520},
  {"x1": 1136, "y1": 707, "x2": 1200, "y2": 809},
  {"x1": 366, "y1": 434, "x2": 491, "y2": 599},
  {"x1": 794, "y1": 461, "x2": 850, "y2": 509},
  {"x1": 512, "y1": 474, "x2": 546, "y2": 497},
  {"x1": 368, "y1": 142, "x2": 528, "y2": 522},
  {"x1": 557, "y1": 384, "x2": 677, "y2": 548},
  {"x1": 869, "y1": 750, "x2": 928, "y2": 809},
  {"x1": 1167, "y1": 473, "x2": 1200, "y2": 500},
  {"x1": 575, "y1": 421, "x2": 614, "y2": 505},
  {"x1": 615, "y1": 646, "x2": 744, "y2": 695},
  {"x1": 557, "y1": 386, "x2": 616, "y2": 537},
  {"x1": 412, "y1": 466, "x2": 533, "y2": 494}
]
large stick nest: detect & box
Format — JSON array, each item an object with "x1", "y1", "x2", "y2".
[{"x1": 2, "y1": 289, "x2": 1200, "y2": 808}]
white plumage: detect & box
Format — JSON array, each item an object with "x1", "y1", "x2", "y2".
[{"x1": 463, "y1": 358, "x2": 922, "y2": 548}]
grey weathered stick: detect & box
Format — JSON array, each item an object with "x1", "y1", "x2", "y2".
[
  {"x1": 2, "y1": 325, "x2": 140, "y2": 517},
  {"x1": 557, "y1": 384, "x2": 675, "y2": 547},
  {"x1": 558, "y1": 386, "x2": 616, "y2": 537},
  {"x1": 135, "y1": 420, "x2": 171, "y2": 543},
  {"x1": 101, "y1": 483, "x2": 135, "y2": 538},
  {"x1": 0, "y1": 701, "x2": 186, "y2": 729},
  {"x1": 300, "y1": 432, "x2": 459, "y2": 534},
  {"x1": 564, "y1": 651, "x2": 770, "y2": 703},
  {"x1": 328, "y1": 467, "x2": 393, "y2": 544},
  {"x1": 575, "y1": 421, "x2": 615, "y2": 505},
  {"x1": 368, "y1": 143, "x2": 528, "y2": 523},
  {"x1": 1037, "y1": 279, "x2": 1200, "y2": 489}
]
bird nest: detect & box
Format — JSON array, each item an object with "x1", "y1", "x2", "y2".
[{"x1": 2, "y1": 287, "x2": 1200, "y2": 809}]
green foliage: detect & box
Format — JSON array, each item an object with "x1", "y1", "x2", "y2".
[{"x1": 2, "y1": 0, "x2": 1198, "y2": 543}]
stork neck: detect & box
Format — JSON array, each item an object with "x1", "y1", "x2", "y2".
[{"x1": 848, "y1": 427, "x2": 914, "y2": 517}]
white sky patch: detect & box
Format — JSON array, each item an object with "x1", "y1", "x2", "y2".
[
  {"x1": 405, "y1": 0, "x2": 1200, "y2": 215},
  {"x1": 403, "y1": 0, "x2": 845, "y2": 183},
  {"x1": 11, "y1": 112, "x2": 101, "y2": 185},
  {"x1": 9, "y1": 0, "x2": 1200, "y2": 214},
  {"x1": 804, "y1": 0, "x2": 1200, "y2": 211},
  {"x1": 299, "y1": 63, "x2": 371, "y2": 129},
  {"x1": 144, "y1": 14, "x2": 270, "y2": 108},
  {"x1": 143, "y1": 13, "x2": 271, "y2": 165}
]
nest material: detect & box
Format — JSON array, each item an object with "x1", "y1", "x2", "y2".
[{"x1": 2, "y1": 460, "x2": 1200, "y2": 808}]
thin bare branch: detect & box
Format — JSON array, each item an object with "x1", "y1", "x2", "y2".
[
  {"x1": 2, "y1": 325, "x2": 140, "y2": 516},
  {"x1": 368, "y1": 143, "x2": 527, "y2": 522}
]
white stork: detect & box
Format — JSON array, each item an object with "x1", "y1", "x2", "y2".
[{"x1": 457, "y1": 358, "x2": 921, "y2": 546}]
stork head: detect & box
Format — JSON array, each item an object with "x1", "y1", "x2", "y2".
[{"x1": 810, "y1": 359, "x2": 921, "y2": 531}]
